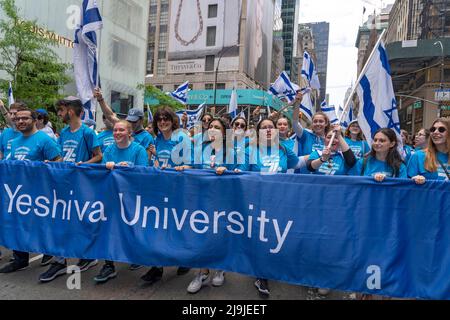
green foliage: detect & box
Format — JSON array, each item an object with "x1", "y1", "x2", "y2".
[
  {"x1": 138, "y1": 83, "x2": 185, "y2": 111},
  {"x1": 0, "y1": 0, "x2": 71, "y2": 110}
]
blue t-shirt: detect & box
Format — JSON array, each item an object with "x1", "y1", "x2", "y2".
[
  {"x1": 10, "y1": 131, "x2": 61, "y2": 161},
  {"x1": 193, "y1": 142, "x2": 229, "y2": 170},
  {"x1": 348, "y1": 156, "x2": 407, "y2": 178},
  {"x1": 403, "y1": 145, "x2": 414, "y2": 164},
  {"x1": 407, "y1": 150, "x2": 449, "y2": 181},
  {"x1": 0, "y1": 128, "x2": 21, "y2": 160},
  {"x1": 155, "y1": 131, "x2": 193, "y2": 168},
  {"x1": 296, "y1": 129, "x2": 324, "y2": 157},
  {"x1": 133, "y1": 130, "x2": 154, "y2": 150},
  {"x1": 58, "y1": 124, "x2": 100, "y2": 163},
  {"x1": 345, "y1": 138, "x2": 370, "y2": 159},
  {"x1": 281, "y1": 138, "x2": 295, "y2": 152},
  {"x1": 102, "y1": 142, "x2": 149, "y2": 167},
  {"x1": 239, "y1": 145, "x2": 299, "y2": 174},
  {"x1": 97, "y1": 130, "x2": 115, "y2": 152},
  {"x1": 309, "y1": 150, "x2": 350, "y2": 176}
]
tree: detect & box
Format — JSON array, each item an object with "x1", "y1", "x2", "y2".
[
  {"x1": 140, "y1": 84, "x2": 186, "y2": 111},
  {"x1": 0, "y1": 0, "x2": 71, "y2": 110}
]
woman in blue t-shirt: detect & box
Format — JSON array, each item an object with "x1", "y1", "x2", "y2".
[
  {"x1": 408, "y1": 118, "x2": 449, "y2": 184},
  {"x1": 413, "y1": 128, "x2": 430, "y2": 151},
  {"x1": 344, "y1": 120, "x2": 369, "y2": 159},
  {"x1": 349, "y1": 128, "x2": 407, "y2": 181},
  {"x1": 308, "y1": 125, "x2": 356, "y2": 176}
]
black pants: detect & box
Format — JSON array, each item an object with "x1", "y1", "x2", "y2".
[{"x1": 13, "y1": 251, "x2": 29, "y2": 265}]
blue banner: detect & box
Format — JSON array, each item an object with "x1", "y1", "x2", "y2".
[{"x1": 0, "y1": 161, "x2": 449, "y2": 299}]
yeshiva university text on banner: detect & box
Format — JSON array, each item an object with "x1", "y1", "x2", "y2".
[{"x1": 0, "y1": 161, "x2": 449, "y2": 299}]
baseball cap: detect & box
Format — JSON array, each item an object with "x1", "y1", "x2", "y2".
[
  {"x1": 126, "y1": 108, "x2": 144, "y2": 122},
  {"x1": 36, "y1": 109, "x2": 48, "y2": 116}
]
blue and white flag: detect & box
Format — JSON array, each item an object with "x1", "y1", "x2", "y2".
[
  {"x1": 147, "y1": 105, "x2": 153, "y2": 124},
  {"x1": 8, "y1": 82, "x2": 14, "y2": 107},
  {"x1": 269, "y1": 71, "x2": 300, "y2": 103},
  {"x1": 73, "y1": 0, "x2": 103, "y2": 121},
  {"x1": 339, "y1": 104, "x2": 354, "y2": 129},
  {"x1": 356, "y1": 41, "x2": 401, "y2": 146},
  {"x1": 320, "y1": 101, "x2": 338, "y2": 124},
  {"x1": 228, "y1": 86, "x2": 238, "y2": 119},
  {"x1": 170, "y1": 82, "x2": 189, "y2": 105},
  {"x1": 301, "y1": 51, "x2": 321, "y2": 90},
  {"x1": 299, "y1": 91, "x2": 314, "y2": 122},
  {"x1": 176, "y1": 103, "x2": 205, "y2": 129}
]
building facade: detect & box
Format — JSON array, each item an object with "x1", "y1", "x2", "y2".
[
  {"x1": 1, "y1": 0, "x2": 150, "y2": 121},
  {"x1": 281, "y1": 0, "x2": 300, "y2": 78},
  {"x1": 146, "y1": 0, "x2": 275, "y2": 94}
]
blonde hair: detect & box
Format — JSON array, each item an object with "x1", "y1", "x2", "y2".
[
  {"x1": 115, "y1": 120, "x2": 133, "y2": 134},
  {"x1": 424, "y1": 118, "x2": 450, "y2": 172}
]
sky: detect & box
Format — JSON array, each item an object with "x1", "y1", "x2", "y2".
[{"x1": 299, "y1": 0, "x2": 395, "y2": 107}]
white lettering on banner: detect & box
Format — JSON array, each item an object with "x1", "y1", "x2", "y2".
[
  {"x1": 4, "y1": 184, "x2": 107, "y2": 223},
  {"x1": 2, "y1": 184, "x2": 293, "y2": 254},
  {"x1": 367, "y1": 265, "x2": 382, "y2": 290}
]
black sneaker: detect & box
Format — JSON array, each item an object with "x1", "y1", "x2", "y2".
[
  {"x1": 40, "y1": 255, "x2": 54, "y2": 267},
  {"x1": 77, "y1": 259, "x2": 98, "y2": 272},
  {"x1": 94, "y1": 264, "x2": 117, "y2": 283},
  {"x1": 254, "y1": 278, "x2": 270, "y2": 296},
  {"x1": 141, "y1": 267, "x2": 163, "y2": 284},
  {"x1": 0, "y1": 260, "x2": 29, "y2": 273},
  {"x1": 129, "y1": 264, "x2": 143, "y2": 271},
  {"x1": 177, "y1": 267, "x2": 190, "y2": 276},
  {"x1": 39, "y1": 262, "x2": 67, "y2": 283}
]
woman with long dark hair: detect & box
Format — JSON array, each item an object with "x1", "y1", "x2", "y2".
[
  {"x1": 349, "y1": 128, "x2": 407, "y2": 181},
  {"x1": 408, "y1": 118, "x2": 449, "y2": 183}
]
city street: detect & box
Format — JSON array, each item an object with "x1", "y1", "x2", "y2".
[{"x1": 0, "y1": 249, "x2": 347, "y2": 300}]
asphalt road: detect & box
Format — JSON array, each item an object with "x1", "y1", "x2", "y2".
[{"x1": 0, "y1": 248, "x2": 348, "y2": 300}]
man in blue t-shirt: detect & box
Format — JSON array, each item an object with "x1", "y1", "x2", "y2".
[
  {"x1": 0, "y1": 101, "x2": 23, "y2": 160},
  {"x1": 0, "y1": 107, "x2": 62, "y2": 275},
  {"x1": 38, "y1": 97, "x2": 103, "y2": 283},
  {"x1": 97, "y1": 114, "x2": 115, "y2": 152}
]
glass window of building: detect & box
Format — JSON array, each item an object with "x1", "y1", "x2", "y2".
[
  {"x1": 205, "y1": 84, "x2": 214, "y2": 90},
  {"x1": 206, "y1": 26, "x2": 217, "y2": 46},
  {"x1": 208, "y1": 4, "x2": 218, "y2": 18},
  {"x1": 205, "y1": 55, "x2": 215, "y2": 71},
  {"x1": 111, "y1": 91, "x2": 134, "y2": 115},
  {"x1": 217, "y1": 83, "x2": 226, "y2": 90}
]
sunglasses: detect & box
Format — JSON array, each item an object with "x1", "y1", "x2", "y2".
[
  {"x1": 233, "y1": 122, "x2": 246, "y2": 129},
  {"x1": 157, "y1": 116, "x2": 171, "y2": 122},
  {"x1": 430, "y1": 127, "x2": 447, "y2": 134}
]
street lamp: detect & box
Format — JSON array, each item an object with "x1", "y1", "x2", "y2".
[
  {"x1": 213, "y1": 44, "x2": 242, "y2": 113},
  {"x1": 434, "y1": 40, "x2": 444, "y2": 117}
]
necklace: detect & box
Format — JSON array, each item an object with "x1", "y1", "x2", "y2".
[{"x1": 174, "y1": 0, "x2": 204, "y2": 46}]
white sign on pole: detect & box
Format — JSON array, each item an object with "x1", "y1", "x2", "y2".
[{"x1": 435, "y1": 89, "x2": 450, "y2": 102}]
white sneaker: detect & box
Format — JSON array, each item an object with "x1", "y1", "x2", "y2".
[
  {"x1": 212, "y1": 271, "x2": 225, "y2": 287},
  {"x1": 187, "y1": 272, "x2": 209, "y2": 294},
  {"x1": 318, "y1": 288, "x2": 330, "y2": 296}
]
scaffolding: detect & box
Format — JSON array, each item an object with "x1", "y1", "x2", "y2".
[{"x1": 420, "y1": 0, "x2": 450, "y2": 39}]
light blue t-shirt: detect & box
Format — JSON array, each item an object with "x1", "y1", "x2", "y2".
[
  {"x1": 407, "y1": 150, "x2": 449, "y2": 181},
  {"x1": 0, "y1": 127, "x2": 21, "y2": 160},
  {"x1": 348, "y1": 156, "x2": 407, "y2": 178},
  {"x1": 133, "y1": 130, "x2": 154, "y2": 150},
  {"x1": 10, "y1": 131, "x2": 61, "y2": 161},
  {"x1": 309, "y1": 150, "x2": 350, "y2": 176},
  {"x1": 58, "y1": 124, "x2": 100, "y2": 163},
  {"x1": 238, "y1": 145, "x2": 299, "y2": 174},
  {"x1": 281, "y1": 138, "x2": 295, "y2": 152},
  {"x1": 102, "y1": 142, "x2": 149, "y2": 167},
  {"x1": 403, "y1": 145, "x2": 414, "y2": 164},
  {"x1": 296, "y1": 129, "x2": 324, "y2": 157},
  {"x1": 97, "y1": 130, "x2": 115, "y2": 152},
  {"x1": 345, "y1": 138, "x2": 370, "y2": 159},
  {"x1": 155, "y1": 131, "x2": 193, "y2": 168}
]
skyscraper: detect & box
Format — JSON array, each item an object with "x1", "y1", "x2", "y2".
[{"x1": 281, "y1": 0, "x2": 300, "y2": 78}]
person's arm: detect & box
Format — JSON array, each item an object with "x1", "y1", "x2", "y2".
[
  {"x1": 335, "y1": 127, "x2": 356, "y2": 168},
  {"x1": 50, "y1": 156, "x2": 63, "y2": 162},
  {"x1": 94, "y1": 88, "x2": 120, "y2": 124},
  {"x1": 85, "y1": 146, "x2": 103, "y2": 164},
  {"x1": 308, "y1": 150, "x2": 330, "y2": 171}
]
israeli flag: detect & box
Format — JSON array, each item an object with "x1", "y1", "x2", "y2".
[
  {"x1": 301, "y1": 51, "x2": 321, "y2": 90},
  {"x1": 299, "y1": 91, "x2": 314, "y2": 122},
  {"x1": 176, "y1": 103, "x2": 205, "y2": 129},
  {"x1": 147, "y1": 105, "x2": 153, "y2": 124},
  {"x1": 170, "y1": 82, "x2": 189, "y2": 105},
  {"x1": 339, "y1": 104, "x2": 354, "y2": 129},
  {"x1": 8, "y1": 82, "x2": 14, "y2": 107},
  {"x1": 269, "y1": 71, "x2": 300, "y2": 103},
  {"x1": 73, "y1": 0, "x2": 103, "y2": 121},
  {"x1": 320, "y1": 101, "x2": 338, "y2": 124},
  {"x1": 356, "y1": 41, "x2": 401, "y2": 146},
  {"x1": 228, "y1": 86, "x2": 238, "y2": 118}
]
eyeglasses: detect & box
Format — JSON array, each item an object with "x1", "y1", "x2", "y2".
[
  {"x1": 430, "y1": 127, "x2": 447, "y2": 134},
  {"x1": 14, "y1": 117, "x2": 33, "y2": 122},
  {"x1": 415, "y1": 133, "x2": 427, "y2": 137},
  {"x1": 233, "y1": 122, "x2": 246, "y2": 129}
]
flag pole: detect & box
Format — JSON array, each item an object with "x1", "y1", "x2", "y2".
[{"x1": 327, "y1": 28, "x2": 387, "y2": 149}]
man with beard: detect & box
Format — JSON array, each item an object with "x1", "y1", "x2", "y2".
[{"x1": 0, "y1": 106, "x2": 61, "y2": 274}]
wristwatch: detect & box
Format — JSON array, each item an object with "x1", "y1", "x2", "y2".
[{"x1": 319, "y1": 157, "x2": 326, "y2": 163}]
